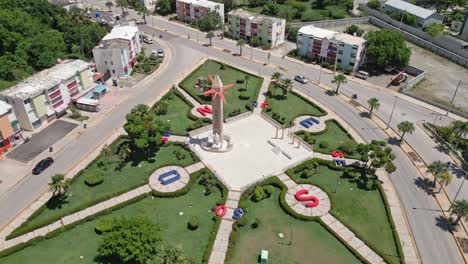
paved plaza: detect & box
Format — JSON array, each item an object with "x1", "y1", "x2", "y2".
[{"x1": 190, "y1": 115, "x2": 312, "y2": 190}]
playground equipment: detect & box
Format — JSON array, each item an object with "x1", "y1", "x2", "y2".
[
  {"x1": 295, "y1": 189, "x2": 319, "y2": 208},
  {"x1": 215, "y1": 205, "x2": 227, "y2": 217},
  {"x1": 300, "y1": 116, "x2": 320, "y2": 129},
  {"x1": 158, "y1": 170, "x2": 181, "y2": 185},
  {"x1": 331, "y1": 150, "x2": 344, "y2": 158},
  {"x1": 233, "y1": 208, "x2": 244, "y2": 220},
  {"x1": 333, "y1": 159, "x2": 346, "y2": 167}
]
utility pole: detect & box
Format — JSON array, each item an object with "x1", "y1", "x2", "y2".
[
  {"x1": 386, "y1": 96, "x2": 398, "y2": 129},
  {"x1": 446, "y1": 80, "x2": 462, "y2": 116},
  {"x1": 398, "y1": 12, "x2": 405, "y2": 30},
  {"x1": 318, "y1": 56, "x2": 323, "y2": 84}
]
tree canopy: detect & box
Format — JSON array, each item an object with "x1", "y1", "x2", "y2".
[
  {"x1": 365, "y1": 29, "x2": 411, "y2": 68},
  {"x1": 356, "y1": 140, "x2": 397, "y2": 174},
  {"x1": 198, "y1": 11, "x2": 223, "y2": 32},
  {"x1": 0, "y1": 0, "x2": 108, "y2": 90}
]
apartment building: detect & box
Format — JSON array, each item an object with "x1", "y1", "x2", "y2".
[
  {"x1": 93, "y1": 26, "x2": 141, "y2": 78},
  {"x1": 227, "y1": 9, "x2": 286, "y2": 48},
  {"x1": 176, "y1": 0, "x2": 224, "y2": 23},
  {"x1": 0, "y1": 60, "x2": 93, "y2": 131},
  {"x1": 0, "y1": 101, "x2": 21, "y2": 153},
  {"x1": 297, "y1": 25, "x2": 366, "y2": 72}
]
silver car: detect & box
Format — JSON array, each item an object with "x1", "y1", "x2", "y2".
[{"x1": 294, "y1": 75, "x2": 308, "y2": 84}]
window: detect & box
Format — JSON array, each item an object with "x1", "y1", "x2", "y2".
[
  {"x1": 268, "y1": 40, "x2": 271, "y2": 43},
  {"x1": 351, "y1": 54, "x2": 356, "y2": 58},
  {"x1": 339, "y1": 42, "x2": 344, "y2": 47},
  {"x1": 349, "y1": 62, "x2": 355, "y2": 66},
  {"x1": 105, "y1": 61, "x2": 108, "y2": 65},
  {"x1": 112, "y1": 70, "x2": 115, "y2": 74},
  {"x1": 352, "y1": 45, "x2": 358, "y2": 49},
  {"x1": 111, "y1": 61, "x2": 114, "y2": 65},
  {"x1": 337, "y1": 59, "x2": 342, "y2": 63},
  {"x1": 338, "y1": 50, "x2": 343, "y2": 55}
]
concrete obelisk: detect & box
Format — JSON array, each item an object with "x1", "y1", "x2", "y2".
[{"x1": 212, "y1": 75, "x2": 224, "y2": 143}]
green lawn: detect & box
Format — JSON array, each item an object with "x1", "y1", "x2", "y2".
[
  {"x1": 243, "y1": 2, "x2": 350, "y2": 23},
  {"x1": 264, "y1": 83, "x2": 326, "y2": 126},
  {"x1": 153, "y1": 89, "x2": 210, "y2": 135},
  {"x1": 11, "y1": 141, "x2": 199, "y2": 238},
  {"x1": 297, "y1": 120, "x2": 361, "y2": 159},
  {"x1": 231, "y1": 187, "x2": 362, "y2": 264},
  {"x1": 0, "y1": 181, "x2": 222, "y2": 264},
  {"x1": 287, "y1": 162, "x2": 402, "y2": 264},
  {"x1": 179, "y1": 60, "x2": 263, "y2": 118}
]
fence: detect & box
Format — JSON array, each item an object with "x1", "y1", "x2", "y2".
[
  {"x1": 401, "y1": 65, "x2": 426, "y2": 92},
  {"x1": 289, "y1": 17, "x2": 370, "y2": 28},
  {"x1": 359, "y1": 4, "x2": 468, "y2": 68}
]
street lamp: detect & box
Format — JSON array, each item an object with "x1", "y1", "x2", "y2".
[
  {"x1": 452, "y1": 164, "x2": 468, "y2": 204},
  {"x1": 386, "y1": 96, "x2": 398, "y2": 130}
]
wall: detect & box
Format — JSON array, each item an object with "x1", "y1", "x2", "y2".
[
  {"x1": 401, "y1": 65, "x2": 425, "y2": 92},
  {"x1": 360, "y1": 4, "x2": 468, "y2": 68},
  {"x1": 93, "y1": 48, "x2": 126, "y2": 78},
  {"x1": 289, "y1": 17, "x2": 370, "y2": 29},
  {"x1": 0, "y1": 96, "x2": 33, "y2": 131}
]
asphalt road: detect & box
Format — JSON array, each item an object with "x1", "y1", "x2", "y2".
[{"x1": 0, "y1": 3, "x2": 464, "y2": 263}]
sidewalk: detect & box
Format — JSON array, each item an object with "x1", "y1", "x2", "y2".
[{"x1": 253, "y1": 78, "x2": 271, "y2": 115}]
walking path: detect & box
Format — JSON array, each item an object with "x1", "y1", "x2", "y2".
[
  {"x1": 253, "y1": 79, "x2": 271, "y2": 115},
  {"x1": 208, "y1": 190, "x2": 241, "y2": 264},
  {"x1": 0, "y1": 163, "x2": 203, "y2": 250},
  {"x1": 276, "y1": 173, "x2": 385, "y2": 263},
  {"x1": 167, "y1": 135, "x2": 188, "y2": 143},
  {"x1": 177, "y1": 86, "x2": 200, "y2": 107}
]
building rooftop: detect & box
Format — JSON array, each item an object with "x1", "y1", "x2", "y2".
[
  {"x1": 102, "y1": 25, "x2": 139, "y2": 41},
  {"x1": 0, "y1": 100, "x2": 12, "y2": 116},
  {"x1": 177, "y1": 0, "x2": 222, "y2": 9},
  {"x1": 1, "y1": 60, "x2": 90, "y2": 100},
  {"x1": 97, "y1": 39, "x2": 130, "y2": 49},
  {"x1": 298, "y1": 25, "x2": 337, "y2": 39},
  {"x1": 385, "y1": 0, "x2": 436, "y2": 19},
  {"x1": 228, "y1": 9, "x2": 284, "y2": 23},
  {"x1": 333, "y1": 33, "x2": 366, "y2": 46}
]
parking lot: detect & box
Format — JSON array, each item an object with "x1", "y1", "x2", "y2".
[{"x1": 7, "y1": 120, "x2": 78, "y2": 162}]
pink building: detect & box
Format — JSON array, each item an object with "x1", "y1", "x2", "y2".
[{"x1": 176, "y1": 0, "x2": 224, "y2": 23}]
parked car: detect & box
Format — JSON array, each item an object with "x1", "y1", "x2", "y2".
[
  {"x1": 355, "y1": 71, "x2": 369, "y2": 80},
  {"x1": 157, "y1": 48, "x2": 165, "y2": 58},
  {"x1": 384, "y1": 65, "x2": 397, "y2": 73},
  {"x1": 294, "y1": 75, "x2": 308, "y2": 84},
  {"x1": 151, "y1": 50, "x2": 157, "y2": 56},
  {"x1": 143, "y1": 37, "x2": 153, "y2": 44},
  {"x1": 32, "y1": 157, "x2": 54, "y2": 175}
]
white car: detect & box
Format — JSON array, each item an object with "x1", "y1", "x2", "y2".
[
  {"x1": 143, "y1": 37, "x2": 153, "y2": 44},
  {"x1": 157, "y1": 49, "x2": 164, "y2": 58},
  {"x1": 294, "y1": 75, "x2": 308, "y2": 84},
  {"x1": 151, "y1": 50, "x2": 157, "y2": 56}
]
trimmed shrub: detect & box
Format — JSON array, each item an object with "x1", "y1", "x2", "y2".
[
  {"x1": 339, "y1": 144, "x2": 355, "y2": 155},
  {"x1": 264, "y1": 185, "x2": 275, "y2": 197},
  {"x1": 319, "y1": 141, "x2": 329, "y2": 148},
  {"x1": 236, "y1": 215, "x2": 248, "y2": 227},
  {"x1": 95, "y1": 217, "x2": 114, "y2": 234},
  {"x1": 238, "y1": 91, "x2": 250, "y2": 100},
  {"x1": 84, "y1": 172, "x2": 104, "y2": 187},
  {"x1": 252, "y1": 186, "x2": 267, "y2": 202},
  {"x1": 236, "y1": 79, "x2": 245, "y2": 84},
  {"x1": 188, "y1": 216, "x2": 199, "y2": 230},
  {"x1": 251, "y1": 218, "x2": 261, "y2": 229}
]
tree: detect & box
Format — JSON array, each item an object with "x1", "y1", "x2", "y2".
[
  {"x1": 155, "y1": 0, "x2": 175, "y2": 15},
  {"x1": 355, "y1": 140, "x2": 396, "y2": 174},
  {"x1": 237, "y1": 39, "x2": 246, "y2": 56},
  {"x1": 281, "y1": 78, "x2": 293, "y2": 96},
  {"x1": 105, "y1": 1, "x2": 114, "y2": 12},
  {"x1": 427, "y1": 160, "x2": 449, "y2": 188},
  {"x1": 116, "y1": 0, "x2": 129, "y2": 13},
  {"x1": 253, "y1": 186, "x2": 267, "y2": 202},
  {"x1": 397, "y1": 121, "x2": 415, "y2": 142},
  {"x1": 365, "y1": 29, "x2": 411, "y2": 68},
  {"x1": 271, "y1": 71, "x2": 282, "y2": 95},
  {"x1": 98, "y1": 216, "x2": 161, "y2": 263},
  {"x1": 49, "y1": 174, "x2": 70, "y2": 198},
  {"x1": 199, "y1": 11, "x2": 223, "y2": 31},
  {"x1": 146, "y1": 244, "x2": 191, "y2": 264},
  {"x1": 124, "y1": 104, "x2": 170, "y2": 158},
  {"x1": 331, "y1": 74, "x2": 347, "y2": 94},
  {"x1": 135, "y1": 3, "x2": 149, "y2": 24},
  {"x1": 452, "y1": 120, "x2": 468, "y2": 148},
  {"x1": 367, "y1": 97, "x2": 380, "y2": 117},
  {"x1": 450, "y1": 199, "x2": 468, "y2": 225},
  {"x1": 436, "y1": 171, "x2": 452, "y2": 193},
  {"x1": 261, "y1": 1, "x2": 280, "y2": 16},
  {"x1": 117, "y1": 142, "x2": 132, "y2": 165},
  {"x1": 344, "y1": 24, "x2": 364, "y2": 37},
  {"x1": 367, "y1": 0, "x2": 381, "y2": 9},
  {"x1": 206, "y1": 31, "x2": 215, "y2": 46}
]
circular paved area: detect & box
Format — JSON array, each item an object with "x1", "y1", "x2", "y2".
[
  {"x1": 149, "y1": 166, "x2": 190, "y2": 193},
  {"x1": 293, "y1": 115, "x2": 326, "y2": 133},
  {"x1": 285, "y1": 183, "x2": 331, "y2": 217},
  {"x1": 190, "y1": 104, "x2": 213, "y2": 119}
]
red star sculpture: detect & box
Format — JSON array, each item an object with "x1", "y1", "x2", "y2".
[{"x1": 200, "y1": 75, "x2": 234, "y2": 104}]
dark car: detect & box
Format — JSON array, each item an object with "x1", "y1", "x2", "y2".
[{"x1": 32, "y1": 157, "x2": 54, "y2": 175}]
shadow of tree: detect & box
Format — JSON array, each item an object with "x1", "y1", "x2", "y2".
[
  {"x1": 387, "y1": 137, "x2": 401, "y2": 146},
  {"x1": 359, "y1": 112, "x2": 371, "y2": 118},
  {"x1": 325, "y1": 90, "x2": 335, "y2": 96},
  {"x1": 435, "y1": 215, "x2": 452, "y2": 232},
  {"x1": 414, "y1": 177, "x2": 434, "y2": 194},
  {"x1": 46, "y1": 195, "x2": 69, "y2": 210}
]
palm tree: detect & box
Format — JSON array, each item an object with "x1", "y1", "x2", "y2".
[
  {"x1": 244, "y1": 75, "x2": 250, "y2": 89},
  {"x1": 450, "y1": 199, "x2": 468, "y2": 225},
  {"x1": 281, "y1": 78, "x2": 293, "y2": 96},
  {"x1": 436, "y1": 171, "x2": 452, "y2": 193},
  {"x1": 271, "y1": 72, "x2": 282, "y2": 95},
  {"x1": 367, "y1": 97, "x2": 380, "y2": 117},
  {"x1": 105, "y1": 1, "x2": 114, "y2": 12},
  {"x1": 427, "y1": 160, "x2": 449, "y2": 188},
  {"x1": 331, "y1": 74, "x2": 347, "y2": 94},
  {"x1": 237, "y1": 39, "x2": 246, "y2": 56},
  {"x1": 116, "y1": 0, "x2": 128, "y2": 14},
  {"x1": 397, "y1": 121, "x2": 415, "y2": 142},
  {"x1": 206, "y1": 32, "x2": 215, "y2": 46},
  {"x1": 49, "y1": 174, "x2": 70, "y2": 198},
  {"x1": 452, "y1": 120, "x2": 468, "y2": 149},
  {"x1": 135, "y1": 3, "x2": 148, "y2": 24}
]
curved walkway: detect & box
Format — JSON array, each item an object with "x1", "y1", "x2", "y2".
[{"x1": 276, "y1": 173, "x2": 385, "y2": 264}]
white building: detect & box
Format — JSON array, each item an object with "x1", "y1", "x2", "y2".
[
  {"x1": 384, "y1": 0, "x2": 444, "y2": 28},
  {"x1": 297, "y1": 25, "x2": 366, "y2": 72},
  {"x1": 228, "y1": 9, "x2": 286, "y2": 48},
  {"x1": 92, "y1": 26, "x2": 141, "y2": 78},
  {"x1": 0, "y1": 60, "x2": 93, "y2": 131},
  {"x1": 176, "y1": 0, "x2": 224, "y2": 23}
]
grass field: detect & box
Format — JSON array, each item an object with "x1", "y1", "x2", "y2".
[
  {"x1": 231, "y1": 187, "x2": 362, "y2": 264},
  {"x1": 12, "y1": 141, "x2": 199, "y2": 237},
  {"x1": 297, "y1": 120, "x2": 361, "y2": 159},
  {"x1": 264, "y1": 83, "x2": 326, "y2": 126},
  {"x1": 179, "y1": 60, "x2": 263, "y2": 118},
  {"x1": 287, "y1": 163, "x2": 402, "y2": 264},
  {"x1": 0, "y1": 182, "x2": 222, "y2": 264}
]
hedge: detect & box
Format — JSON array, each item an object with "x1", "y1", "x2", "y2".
[
  {"x1": 7, "y1": 142, "x2": 199, "y2": 240},
  {"x1": 0, "y1": 193, "x2": 148, "y2": 257}
]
